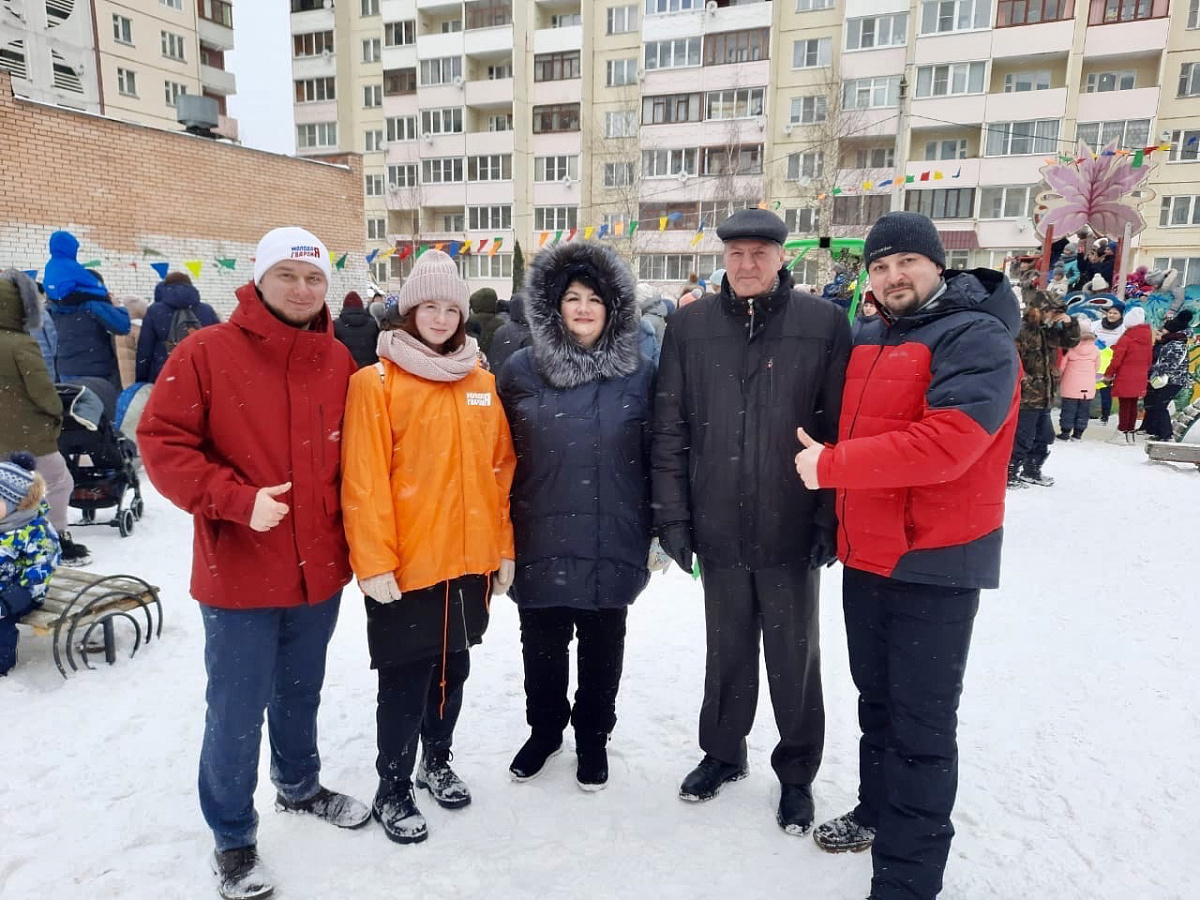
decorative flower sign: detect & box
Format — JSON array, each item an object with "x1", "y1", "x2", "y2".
[{"x1": 1034, "y1": 140, "x2": 1155, "y2": 240}]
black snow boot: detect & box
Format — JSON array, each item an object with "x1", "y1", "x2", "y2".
[
  {"x1": 1006, "y1": 462, "x2": 1026, "y2": 490},
  {"x1": 211, "y1": 846, "x2": 273, "y2": 900},
  {"x1": 274, "y1": 786, "x2": 370, "y2": 829},
  {"x1": 1020, "y1": 463, "x2": 1055, "y2": 487},
  {"x1": 679, "y1": 755, "x2": 748, "y2": 802},
  {"x1": 509, "y1": 732, "x2": 563, "y2": 782},
  {"x1": 1071, "y1": 430, "x2": 1085, "y2": 441},
  {"x1": 777, "y1": 783, "x2": 815, "y2": 835},
  {"x1": 813, "y1": 810, "x2": 876, "y2": 854},
  {"x1": 58, "y1": 531, "x2": 92, "y2": 568},
  {"x1": 576, "y1": 735, "x2": 609, "y2": 792},
  {"x1": 1056, "y1": 431, "x2": 1072, "y2": 441},
  {"x1": 372, "y1": 783, "x2": 428, "y2": 844},
  {"x1": 416, "y1": 747, "x2": 471, "y2": 809}
]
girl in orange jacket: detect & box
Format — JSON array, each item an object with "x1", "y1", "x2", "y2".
[{"x1": 341, "y1": 249, "x2": 516, "y2": 846}]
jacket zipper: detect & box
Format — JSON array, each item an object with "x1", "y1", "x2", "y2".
[{"x1": 838, "y1": 340, "x2": 888, "y2": 563}]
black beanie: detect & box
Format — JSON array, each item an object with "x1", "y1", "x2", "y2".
[
  {"x1": 1164, "y1": 309, "x2": 1194, "y2": 333},
  {"x1": 864, "y1": 211, "x2": 946, "y2": 269}
]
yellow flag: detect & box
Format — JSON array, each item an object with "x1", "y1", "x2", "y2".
[
  {"x1": 183, "y1": 260, "x2": 203, "y2": 280},
  {"x1": 584, "y1": 226, "x2": 595, "y2": 240}
]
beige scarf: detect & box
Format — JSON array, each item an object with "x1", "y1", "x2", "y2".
[{"x1": 376, "y1": 328, "x2": 479, "y2": 382}]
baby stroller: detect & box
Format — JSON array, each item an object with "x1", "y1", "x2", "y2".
[{"x1": 56, "y1": 381, "x2": 144, "y2": 537}]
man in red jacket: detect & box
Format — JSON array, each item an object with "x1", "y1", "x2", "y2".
[
  {"x1": 138, "y1": 227, "x2": 367, "y2": 900},
  {"x1": 794, "y1": 213, "x2": 1020, "y2": 900}
]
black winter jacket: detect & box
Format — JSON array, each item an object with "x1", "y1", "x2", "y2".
[
  {"x1": 333, "y1": 308, "x2": 380, "y2": 369},
  {"x1": 136, "y1": 281, "x2": 221, "y2": 383},
  {"x1": 651, "y1": 269, "x2": 852, "y2": 570},
  {"x1": 487, "y1": 291, "x2": 531, "y2": 376}
]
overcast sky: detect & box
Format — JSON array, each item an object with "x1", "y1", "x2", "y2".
[{"x1": 226, "y1": 2, "x2": 294, "y2": 155}]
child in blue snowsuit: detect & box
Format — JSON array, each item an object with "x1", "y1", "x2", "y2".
[{"x1": 0, "y1": 454, "x2": 62, "y2": 675}]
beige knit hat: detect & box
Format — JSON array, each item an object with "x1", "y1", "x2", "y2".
[{"x1": 395, "y1": 249, "x2": 469, "y2": 318}]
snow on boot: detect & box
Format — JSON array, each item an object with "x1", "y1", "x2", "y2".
[
  {"x1": 813, "y1": 810, "x2": 876, "y2": 854},
  {"x1": 679, "y1": 755, "x2": 748, "y2": 802},
  {"x1": 211, "y1": 846, "x2": 274, "y2": 900},
  {"x1": 576, "y1": 745, "x2": 609, "y2": 792},
  {"x1": 509, "y1": 732, "x2": 563, "y2": 782},
  {"x1": 1020, "y1": 464, "x2": 1054, "y2": 487},
  {"x1": 777, "y1": 783, "x2": 815, "y2": 836},
  {"x1": 372, "y1": 784, "x2": 428, "y2": 845},
  {"x1": 59, "y1": 531, "x2": 92, "y2": 568},
  {"x1": 416, "y1": 748, "x2": 471, "y2": 809},
  {"x1": 274, "y1": 786, "x2": 370, "y2": 829},
  {"x1": 1006, "y1": 462, "x2": 1026, "y2": 490},
  {"x1": 1056, "y1": 431, "x2": 1072, "y2": 442}
]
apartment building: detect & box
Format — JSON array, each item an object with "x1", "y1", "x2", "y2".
[
  {"x1": 290, "y1": 0, "x2": 1200, "y2": 295},
  {"x1": 1, "y1": 0, "x2": 237, "y2": 138}
]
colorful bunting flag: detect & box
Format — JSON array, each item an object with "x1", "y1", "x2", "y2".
[
  {"x1": 476, "y1": 239, "x2": 489, "y2": 255},
  {"x1": 628, "y1": 221, "x2": 639, "y2": 236},
  {"x1": 690, "y1": 229, "x2": 704, "y2": 248},
  {"x1": 184, "y1": 260, "x2": 203, "y2": 279},
  {"x1": 659, "y1": 217, "x2": 668, "y2": 232},
  {"x1": 150, "y1": 262, "x2": 169, "y2": 280},
  {"x1": 490, "y1": 238, "x2": 503, "y2": 256},
  {"x1": 334, "y1": 253, "x2": 347, "y2": 270},
  {"x1": 399, "y1": 245, "x2": 413, "y2": 261},
  {"x1": 1132, "y1": 149, "x2": 1144, "y2": 168},
  {"x1": 598, "y1": 224, "x2": 609, "y2": 239},
  {"x1": 416, "y1": 245, "x2": 429, "y2": 258},
  {"x1": 460, "y1": 240, "x2": 472, "y2": 255},
  {"x1": 566, "y1": 228, "x2": 577, "y2": 242},
  {"x1": 614, "y1": 221, "x2": 625, "y2": 237},
  {"x1": 539, "y1": 232, "x2": 550, "y2": 247},
  {"x1": 141, "y1": 247, "x2": 166, "y2": 258},
  {"x1": 584, "y1": 226, "x2": 595, "y2": 240},
  {"x1": 366, "y1": 249, "x2": 379, "y2": 265},
  {"x1": 82, "y1": 259, "x2": 102, "y2": 269}
]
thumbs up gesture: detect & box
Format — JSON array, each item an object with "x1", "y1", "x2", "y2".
[
  {"x1": 250, "y1": 482, "x2": 292, "y2": 532},
  {"x1": 794, "y1": 428, "x2": 824, "y2": 490}
]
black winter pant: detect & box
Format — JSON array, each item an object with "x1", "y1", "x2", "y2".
[
  {"x1": 1010, "y1": 408, "x2": 1054, "y2": 469},
  {"x1": 518, "y1": 606, "x2": 627, "y2": 747},
  {"x1": 1059, "y1": 398, "x2": 1091, "y2": 437},
  {"x1": 698, "y1": 563, "x2": 823, "y2": 786},
  {"x1": 375, "y1": 650, "x2": 469, "y2": 789},
  {"x1": 1097, "y1": 385, "x2": 1112, "y2": 421},
  {"x1": 1141, "y1": 384, "x2": 1180, "y2": 440},
  {"x1": 843, "y1": 567, "x2": 979, "y2": 900}
]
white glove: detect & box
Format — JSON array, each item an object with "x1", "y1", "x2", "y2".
[
  {"x1": 359, "y1": 572, "x2": 402, "y2": 604},
  {"x1": 492, "y1": 558, "x2": 515, "y2": 596},
  {"x1": 647, "y1": 538, "x2": 673, "y2": 574},
  {"x1": 1150, "y1": 374, "x2": 1168, "y2": 390}
]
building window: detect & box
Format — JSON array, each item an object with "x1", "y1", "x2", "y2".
[
  {"x1": 294, "y1": 31, "x2": 334, "y2": 58},
  {"x1": 703, "y1": 145, "x2": 763, "y2": 176},
  {"x1": 797, "y1": 0, "x2": 835, "y2": 9},
  {"x1": 1003, "y1": 70, "x2": 1051, "y2": 92},
  {"x1": 468, "y1": 154, "x2": 512, "y2": 181},
  {"x1": 116, "y1": 68, "x2": 137, "y2": 97},
  {"x1": 361, "y1": 0, "x2": 380, "y2": 15},
  {"x1": 162, "y1": 0, "x2": 183, "y2": 9},
  {"x1": 1180, "y1": 62, "x2": 1200, "y2": 98},
  {"x1": 1168, "y1": 129, "x2": 1200, "y2": 162},
  {"x1": 364, "y1": 129, "x2": 384, "y2": 152},
  {"x1": 1088, "y1": 0, "x2": 1167, "y2": 25},
  {"x1": 487, "y1": 62, "x2": 512, "y2": 79},
  {"x1": 603, "y1": 109, "x2": 637, "y2": 137},
  {"x1": 365, "y1": 173, "x2": 385, "y2": 196},
  {"x1": 463, "y1": 254, "x2": 514, "y2": 279},
  {"x1": 603, "y1": 162, "x2": 636, "y2": 187},
  {"x1": 385, "y1": 21, "x2": 416, "y2": 46},
  {"x1": 1159, "y1": 195, "x2": 1200, "y2": 226},
  {"x1": 469, "y1": 206, "x2": 512, "y2": 230},
  {"x1": 638, "y1": 254, "x2": 697, "y2": 281},
  {"x1": 295, "y1": 77, "x2": 336, "y2": 103},
  {"x1": 388, "y1": 164, "x2": 418, "y2": 188},
  {"x1": 787, "y1": 151, "x2": 825, "y2": 180},
  {"x1": 997, "y1": 0, "x2": 1074, "y2": 26},
  {"x1": 1152, "y1": 256, "x2": 1200, "y2": 286},
  {"x1": 640, "y1": 203, "x2": 696, "y2": 230},
  {"x1": 363, "y1": 84, "x2": 382, "y2": 107},
  {"x1": 371, "y1": 261, "x2": 389, "y2": 284},
  {"x1": 1084, "y1": 70, "x2": 1135, "y2": 92},
  {"x1": 297, "y1": 122, "x2": 337, "y2": 149},
  {"x1": 534, "y1": 207, "x2": 579, "y2": 230},
  {"x1": 535, "y1": 156, "x2": 579, "y2": 181},
  {"x1": 905, "y1": 188, "x2": 976, "y2": 219},
  {"x1": 440, "y1": 19, "x2": 464, "y2": 33},
  {"x1": 606, "y1": 58, "x2": 638, "y2": 87},
  {"x1": 845, "y1": 13, "x2": 909, "y2": 50},
  {"x1": 113, "y1": 15, "x2": 133, "y2": 44},
  {"x1": 362, "y1": 38, "x2": 381, "y2": 63},
  {"x1": 1190, "y1": 0, "x2": 1199, "y2": 27},
  {"x1": 384, "y1": 68, "x2": 417, "y2": 95},
  {"x1": 984, "y1": 119, "x2": 1059, "y2": 156},
  {"x1": 422, "y1": 158, "x2": 465, "y2": 184},
  {"x1": 422, "y1": 108, "x2": 464, "y2": 135},
  {"x1": 199, "y1": 0, "x2": 234, "y2": 26},
  {"x1": 465, "y1": 0, "x2": 513, "y2": 29},
  {"x1": 367, "y1": 217, "x2": 387, "y2": 240},
  {"x1": 550, "y1": 13, "x2": 582, "y2": 26},
  {"x1": 785, "y1": 208, "x2": 821, "y2": 233},
  {"x1": 919, "y1": 0, "x2": 993, "y2": 34},
  {"x1": 440, "y1": 212, "x2": 466, "y2": 231},
  {"x1": 421, "y1": 57, "x2": 463, "y2": 86},
  {"x1": 789, "y1": 95, "x2": 828, "y2": 124},
  {"x1": 164, "y1": 80, "x2": 187, "y2": 106},
  {"x1": 915, "y1": 62, "x2": 986, "y2": 97},
  {"x1": 843, "y1": 76, "x2": 902, "y2": 110},
  {"x1": 1077, "y1": 119, "x2": 1150, "y2": 149},
  {"x1": 487, "y1": 113, "x2": 513, "y2": 132},
  {"x1": 644, "y1": 38, "x2": 701, "y2": 70},
  {"x1": 161, "y1": 31, "x2": 186, "y2": 61},
  {"x1": 704, "y1": 29, "x2": 770, "y2": 66},
  {"x1": 705, "y1": 88, "x2": 765, "y2": 120},
  {"x1": 855, "y1": 147, "x2": 896, "y2": 168},
  {"x1": 607, "y1": 5, "x2": 638, "y2": 33},
  {"x1": 979, "y1": 185, "x2": 1034, "y2": 218},
  {"x1": 643, "y1": 92, "x2": 702, "y2": 124},
  {"x1": 644, "y1": 0, "x2": 702, "y2": 14},
  {"x1": 531, "y1": 104, "x2": 582, "y2": 134},
  {"x1": 643, "y1": 148, "x2": 698, "y2": 177},
  {"x1": 833, "y1": 195, "x2": 890, "y2": 226},
  {"x1": 792, "y1": 38, "x2": 832, "y2": 69},
  {"x1": 925, "y1": 138, "x2": 970, "y2": 159},
  {"x1": 534, "y1": 51, "x2": 581, "y2": 82},
  {"x1": 387, "y1": 116, "x2": 417, "y2": 142}
]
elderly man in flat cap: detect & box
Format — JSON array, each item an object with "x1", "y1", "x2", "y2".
[{"x1": 651, "y1": 208, "x2": 851, "y2": 834}]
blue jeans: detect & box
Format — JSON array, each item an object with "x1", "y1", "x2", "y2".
[
  {"x1": 1059, "y1": 398, "x2": 1091, "y2": 436},
  {"x1": 198, "y1": 593, "x2": 341, "y2": 851}
]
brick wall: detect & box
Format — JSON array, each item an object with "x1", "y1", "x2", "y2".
[{"x1": 0, "y1": 72, "x2": 367, "y2": 317}]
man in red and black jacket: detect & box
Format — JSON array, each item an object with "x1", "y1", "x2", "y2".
[{"x1": 794, "y1": 212, "x2": 1020, "y2": 900}]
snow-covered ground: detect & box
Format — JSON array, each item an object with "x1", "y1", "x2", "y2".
[{"x1": 3, "y1": 424, "x2": 1197, "y2": 900}]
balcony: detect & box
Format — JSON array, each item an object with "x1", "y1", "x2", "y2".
[
  {"x1": 215, "y1": 114, "x2": 238, "y2": 142},
  {"x1": 464, "y1": 76, "x2": 513, "y2": 107},
  {"x1": 905, "y1": 158, "x2": 981, "y2": 185},
  {"x1": 382, "y1": 45, "x2": 418, "y2": 71},
  {"x1": 910, "y1": 95, "x2": 987, "y2": 129},
  {"x1": 532, "y1": 78, "x2": 582, "y2": 106},
  {"x1": 463, "y1": 25, "x2": 514, "y2": 56},
  {"x1": 198, "y1": 17, "x2": 234, "y2": 52},
  {"x1": 417, "y1": 31, "x2": 464, "y2": 60},
  {"x1": 288, "y1": 5, "x2": 334, "y2": 29},
  {"x1": 417, "y1": 0, "x2": 460, "y2": 11},
  {"x1": 839, "y1": 108, "x2": 898, "y2": 138},
  {"x1": 984, "y1": 86, "x2": 1067, "y2": 123},
  {"x1": 533, "y1": 25, "x2": 582, "y2": 55},
  {"x1": 200, "y1": 64, "x2": 236, "y2": 96},
  {"x1": 914, "y1": 29, "x2": 992, "y2": 67},
  {"x1": 1075, "y1": 86, "x2": 1160, "y2": 125},
  {"x1": 990, "y1": 18, "x2": 1074, "y2": 58},
  {"x1": 465, "y1": 130, "x2": 514, "y2": 155},
  {"x1": 292, "y1": 55, "x2": 336, "y2": 80},
  {"x1": 1083, "y1": 15, "x2": 1170, "y2": 59}
]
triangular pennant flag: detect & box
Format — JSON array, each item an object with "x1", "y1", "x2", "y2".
[
  {"x1": 150, "y1": 262, "x2": 169, "y2": 280},
  {"x1": 772, "y1": 201, "x2": 782, "y2": 211},
  {"x1": 952, "y1": 167, "x2": 962, "y2": 179},
  {"x1": 416, "y1": 244, "x2": 429, "y2": 258},
  {"x1": 566, "y1": 228, "x2": 577, "y2": 242},
  {"x1": 905, "y1": 175, "x2": 915, "y2": 184},
  {"x1": 659, "y1": 217, "x2": 668, "y2": 232},
  {"x1": 216, "y1": 258, "x2": 236, "y2": 270},
  {"x1": 598, "y1": 224, "x2": 609, "y2": 239},
  {"x1": 460, "y1": 240, "x2": 473, "y2": 255},
  {"x1": 433, "y1": 243, "x2": 444, "y2": 253},
  {"x1": 82, "y1": 259, "x2": 102, "y2": 269},
  {"x1": 831, "y1": 187, "x2": 842, "y2": 196},
  {"x1": 932, "y1": 171, "x2": 944, "y2": 180},
  {"x1": 614, "y1": 221, "x2": 625, "y2": 236},
  {"x1": 476, "y1": 239, "x2": 489, "y2": 255},
  {"x1": 490, "y1": 238, "x2": 503, "y2": 256},
  {"x1": 584, "y1": 226, "x2": 595, "y2": 240},
  {"x1": 141, "y1": 247, "x2": 166, "y2": 258},
  {"x1": 378, "y1": 247, "x2": 395, "y2": 260},
  {"x1": 23, "y1": 269, "x2": 38, "y2": 280},
  {"x1": 184, "y1": 260, "x2": 203, "y2": 280},
  {"x1": 1132, "y1": 149, "x2": 1144, "y2": 168},
  {"x1": 919, "y1": 171, "x2": 931, "y2": 182},
  {"x1": 399, "y1": 245, "x2": 413, "y2": 261},
  {"x1": 628, "y1": 221, "x2": 639, "y2": 236},
  {"x1": 539, "y1": 232, "x2": 550, "y2": 247},
  {"x1": 553, "y1": 230, "x2": 564, "y2": 244},
  {"x1": 878, "y1": 179, "x2": 893, "y2": 188},
  {"x1": 449, "y1": 241, "x2": 461, "y2": 258},
  {"x1": 334, "y1": 253, "x2": 348, "y2": 270},
  {"x1": 862, "y1": 181, "x2": 874, "y2": 190},
  {"x1": 667, "y1": 212, "x2": 684, "y2": 223},
  {"x1": 366, "y1": 249, "x2": 379, "y2": 265}
]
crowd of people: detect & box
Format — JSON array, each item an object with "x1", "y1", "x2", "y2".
[{"x1": 1, "y1": 209, "x2": 1194, "y2": 900}]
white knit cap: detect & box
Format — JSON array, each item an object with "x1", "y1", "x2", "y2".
[
  {"x1": 253, "y1": 227, "x2": 332, "y2": 285},
  {"x1": 395, "y1": 249, "x2": 469, "y2": 318}
]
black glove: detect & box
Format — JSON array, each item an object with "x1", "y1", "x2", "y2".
[
  {"x1": 0, "y1": 584, "x2": 35, "y2": 619},
  {"x1": 658, "y1": 523, "x2": 694, "y2": 575},
  {"x1": 808, "y1": 524, "x2": 838, "y2": 571}
]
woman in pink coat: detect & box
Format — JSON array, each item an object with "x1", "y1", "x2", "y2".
[
  {"x1": 1057, "y1": 323, "x2": 1100, "y2": 441},
  {"x1": 1104, "y1": 307, "x2": 1153, "y2": 443}
]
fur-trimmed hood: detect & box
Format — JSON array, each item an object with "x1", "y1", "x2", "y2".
[
  {"x1": 524, "y1": 241, "x2": 642, "y2": 390},
  {"x1": 0, "y1": 269, "x2": 42, "y2": 332}
]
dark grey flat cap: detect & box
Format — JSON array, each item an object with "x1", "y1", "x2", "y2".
[{"x1": 716, "y1": 209, "x2": 788, "y2": 245}]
